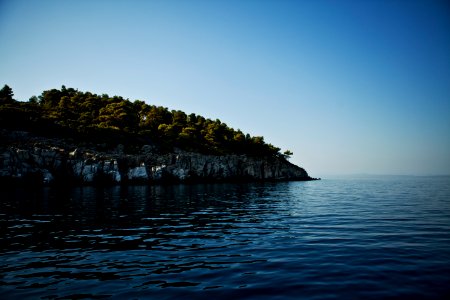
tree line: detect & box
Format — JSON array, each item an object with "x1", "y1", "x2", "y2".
[{"x1": 0, "y1": 84, "x2": 292, "y2": 158}]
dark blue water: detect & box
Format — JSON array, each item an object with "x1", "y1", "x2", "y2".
[{"x1": 1, "y1": 176, "x2": 450, "y2": 299}]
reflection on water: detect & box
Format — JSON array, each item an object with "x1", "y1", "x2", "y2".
[{"x1": 1, "y1": 178, "x2": 450, "y2": 299}]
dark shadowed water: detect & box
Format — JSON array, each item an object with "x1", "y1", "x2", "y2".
[{"x1": 1, "y1": 176, "x2": 450, "y2": 299}]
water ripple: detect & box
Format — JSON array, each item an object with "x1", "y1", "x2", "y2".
[{"x1": 1, "y1": 177, "x2": 450, "y2": 299}]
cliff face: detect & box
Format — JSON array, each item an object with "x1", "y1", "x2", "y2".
[{"x1": 0, "y1": 133, "x2": 313, "y2": 185}]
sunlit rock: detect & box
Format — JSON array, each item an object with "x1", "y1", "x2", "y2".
[
  {"x1": 128, "y1": 163, "x2": 148, "y2": 181},
  {"x1": 82, "y1": 163, "x2": 99, "y2": 182},
  {"x1": 0, "y1": 132, "x2": 313, "y2": 185}
]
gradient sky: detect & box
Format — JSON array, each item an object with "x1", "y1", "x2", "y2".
[{"x1": 1, "y1": 0, "x2": 449, "y2": 176}]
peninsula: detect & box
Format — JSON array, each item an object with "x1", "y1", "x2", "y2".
[{"x1": 0, "y1": 85, "x2": 315, "y2": 185}]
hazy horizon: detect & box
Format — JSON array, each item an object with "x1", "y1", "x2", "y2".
[{"x1": 1, "y1": 0, "x2": 449, "y2": 177}]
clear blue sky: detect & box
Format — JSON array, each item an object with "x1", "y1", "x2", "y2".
[{"x1": 1, "y1": 0, "x2": 449, "y2": 176}]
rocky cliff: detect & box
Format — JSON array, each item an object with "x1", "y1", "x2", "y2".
[{"x1": 0, "y1": 131, "x2": 314, "y2": 185}]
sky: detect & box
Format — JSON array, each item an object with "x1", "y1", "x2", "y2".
[{"x1": 1, "y1": 0, "x2": 449, "y2": 177}]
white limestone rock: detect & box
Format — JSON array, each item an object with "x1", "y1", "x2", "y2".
[{"x1": 128, "y1": 163, "x2": 148, "y2": 180}]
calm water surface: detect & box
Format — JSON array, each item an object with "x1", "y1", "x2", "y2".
[{"x1": 1, "y1": 177, "x2": 450, "y2": 299}]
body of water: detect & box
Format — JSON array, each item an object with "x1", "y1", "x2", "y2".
[{"x1": 1, "y1": 176, "x2": 449, "y2": 299}]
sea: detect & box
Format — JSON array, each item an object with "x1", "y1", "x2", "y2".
[{"x1": 1, "y1": 176, "x2": 449, "y2": 299}]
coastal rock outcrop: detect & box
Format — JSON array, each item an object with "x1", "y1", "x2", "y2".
[{"x1": 0, "y1": 133, "x2": 313, "y2": 185}]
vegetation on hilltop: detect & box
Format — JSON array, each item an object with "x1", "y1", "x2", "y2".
[{"x1": 0, "y1": 85, "x2": 292, "y2": 157}]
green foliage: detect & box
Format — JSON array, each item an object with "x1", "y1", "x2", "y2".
[
  {"x1": 283, "y1": 150, "x2": 293, "y2": 159},
  {"x1": 28, "y1": 96, "x2": 38, "y2": 103},
  {"x1": 0, "y1": 84, "x2": 15, "y2": 104},
  {"x1": 0, "y1": 85, "x2": 288, "y2": 157}
]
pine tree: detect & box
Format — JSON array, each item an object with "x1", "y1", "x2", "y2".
[{"x1": 0, "y1": 84, "x2": 15, "y2": 104}]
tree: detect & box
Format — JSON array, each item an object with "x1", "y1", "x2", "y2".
[
  {"x1": 29, "y1": 96, "x2": 38, "y2": 104},
  {"x1": 133, "y1": 100, "x2": 149, "y2": 127},
  {"x1": 283, "y1": 150, "x2": 293, "y2": 159},
  {"x1": 0, "y1": 84, "x2": 15, "y2": 104},
  {"x1": 39, "y1": 89, "x2": 61, "y2": 107},
  {"x1": 1, "y1": 85, "x2": 292, "y2": 158},
  {"x1": 233, "y1": 130, "x2": 245, "y2": 143},
  {"x1": 98, "y1": 101, "x2": 138, "y2": 130},
  {"x1": 172, "y1": 110, "x2": 187, "y2": 129}
]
